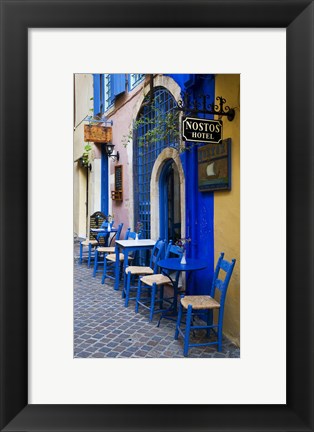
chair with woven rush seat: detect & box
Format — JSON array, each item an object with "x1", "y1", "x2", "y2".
[
  {"x1": 135, "y1": 241, "x2": 183, "y2": 322},
  {"x1": 175, "y1": 252, "x2": 236, "y2": 356},
  {"x1": 122, "y1": 239, "x2": 166, "y2": 307},
  {"x1": 93, "y1": 223, "x2": 123, "y2": 277},
  {"x1": 101, "y1": 230, "x2": 142, "y2": 285},
  {"x1": 79, "y1": 215, "x2": 109, "y2": 267},
  {"x1": 79, "y1": 212, "x2": 106, "y2": 266},
  {"x1": 79, "y1": 238, "x2": 99, "y2": 268}
]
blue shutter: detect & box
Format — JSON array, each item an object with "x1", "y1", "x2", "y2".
[
  {"x1": 113, "y1": 74, "x2": 126, "y2": 97},
  {"x1": 93, "y1": 74, "x2": 101, "y2": 114}
]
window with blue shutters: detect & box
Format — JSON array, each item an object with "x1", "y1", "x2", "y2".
[
  {"x1": 104, "y1": 74, "x2": 114, "y2": 111},
  {"x1": 133, "y1": 87, "x2": 178, "y2": 239},
  {"x1": 103, "y1": 74, "x2": 126, "y2": 112},
  {"x1": 129, "y1": 74, "x2": 145, "y2": 91}
]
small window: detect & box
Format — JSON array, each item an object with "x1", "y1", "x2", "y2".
[
  {"x1": 104, "y1": 74, "x2": 114, "y2": 111},
  {"x1": 129, "y1": 74, "x2": 145, "y2": 91}
]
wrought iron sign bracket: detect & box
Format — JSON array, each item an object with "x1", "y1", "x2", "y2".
[{"x1": 176, "y1": 94, "x2": 236, "y2": 122}]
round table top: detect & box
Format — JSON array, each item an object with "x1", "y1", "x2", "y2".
[{"x1": 157, "y1": 258, "x2": 208, "y2": 272}]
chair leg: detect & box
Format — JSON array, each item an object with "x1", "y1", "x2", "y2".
[
  {"x1": 135, "y1": 278, "x2": 142, "y2": 313},
  {"x1": 93, "y1": 249, "x2": 98, "y2": 277},
  {"x1": 183, "y1": 305, "x2": 193, "y2": 357},
  {"x1": 217, "y1": 309, "x2": 224, "y2": 352},
  {"x1": 124, "y1": 272, "x2": 132, "y2": 307},
  {"x1": 149, "y1": 283, "x2": 157, "y2": 322},
  {"x1": 101, "y1": 258, "x2": 107, "y2": 284},
  {"x1": 122, "y1": 267, "x2": 129, "y2": 299},
  {"x1": 88, "y1": 243, "x2": 92, "y2": 268},
  {"x1": 175, "y1": 301, "x2": 183, "y2": 340},
  {"x1": 79, "y1": 243, "x2": 83, "y2": 264},
  {"x1": 206, "y1": 309, "x2": 213, "y2": 337},
  {"x1": 159, "y1": 285, "x2": 164, "y2": 310}
]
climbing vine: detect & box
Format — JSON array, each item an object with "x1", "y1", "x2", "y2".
[{"x1": 122, "y1": 95, "x2": 187, "y2": 153}]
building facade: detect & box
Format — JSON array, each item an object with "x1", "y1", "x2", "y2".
[{"x1": 74, "y1": 73, "x2": 240, "y2": 345}]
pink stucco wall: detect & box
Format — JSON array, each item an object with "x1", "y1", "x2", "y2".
[{"x1": 105, "y1": 77, "x2": 147, "y2": 237}]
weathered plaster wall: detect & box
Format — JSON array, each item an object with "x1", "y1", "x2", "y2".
[{"x1": 104, "y1": 78, "x2": 144, "y2": 235}]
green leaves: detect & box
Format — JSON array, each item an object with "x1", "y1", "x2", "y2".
[
  {"x1": 81, "y1": 143, "x2": 92, "y2": 167},
  {"x1": 124, "y1": 102, "x2": 183, "y2": 151}
]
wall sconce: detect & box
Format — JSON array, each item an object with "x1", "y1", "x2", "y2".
[{"x1": 105, "y1": 143, "x2": 120, "y2": 162}]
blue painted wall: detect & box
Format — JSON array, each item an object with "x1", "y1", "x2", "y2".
[{"x1": 166, "y1": 74, "x2": 215, "y2": 294}]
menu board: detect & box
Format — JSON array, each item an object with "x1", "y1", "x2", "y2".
[
  {"x1": 112, "y1": 165, "x2": 123, "y2": 200},
  {"x1": 115, "y1": 165, "x2": 123, "y2": 190}
]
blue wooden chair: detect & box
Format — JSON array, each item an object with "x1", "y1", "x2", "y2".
[
  {"x1": 101, "y1": 229, "x2": 142, "y2": 285},
  {"x1": 93, "y1": 223, "x2": 123, "y2": 277},
  {"x1": 122, "y1": 239, "x2": 166, "y2": 307},
  {"x1": 79, "y1": 220, "x2": 111, "y2": 267},
  {"x1": 175, "y1": 252, "x2": 236, "y2": 356},
  {"x1": 79, "y1": 238, "x2": 99, "y2": 268},
  {"x1": 135, "y1": 241, "x2": 182, "y2": 322}
]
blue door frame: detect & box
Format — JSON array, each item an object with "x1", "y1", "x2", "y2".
[
  {"x1": 166, "y1": 73, "x2": 216, "y2": 295},
  {"x1": 101, "y1": 144, "x2": 109, "y2": 215}
]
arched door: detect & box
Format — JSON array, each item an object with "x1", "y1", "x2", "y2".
[{"x1": 159, "y1": 159, "x2": 181, "y2": 243}]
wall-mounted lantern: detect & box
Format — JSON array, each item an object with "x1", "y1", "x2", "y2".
[{"x1": 104, "y1": 143, "x2": 120, "y2": 162}]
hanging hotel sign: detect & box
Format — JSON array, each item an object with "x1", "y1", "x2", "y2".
[
  {"x1": 198, "y1": 138, "x2": 232, "y2": 192},
  {"x1": 182, "y1": 117, "x2": 223, "y2": 144}
]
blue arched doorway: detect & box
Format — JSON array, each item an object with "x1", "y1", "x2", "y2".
[
  {"x1": 133, "y1": 87, "x2": 178, "y2": 239},
  {"x1": 159, "y1": 159, "x2": 181, "y2": 243}
]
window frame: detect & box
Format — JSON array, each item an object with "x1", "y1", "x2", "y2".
[{"x1": 128, "y1": 73, "x2": 145, "y2": 91}]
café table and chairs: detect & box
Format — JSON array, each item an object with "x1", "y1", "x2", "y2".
[
  {"x1": 122, "y1": 239, "x2": 166, "y2": 307},
  {"x1": 135, "y1": 241, "x2": 184, "y2": 322},
  {"x1": 175, "y1": 252, "x2": 236, "y2": 356},
  {"x1": 90, "y1": 222, "x2": 118, "y2": 247},
  {"x1": 156, "y1": 255, "x2": 208, "y2": 326},
  {"x1": 110, "y1": 236, "x2": 156, "y2": 291},
  {"x1": 79, "y1": 220, "x2": 118, "y2": 267},
  {"x1": 102, "y1": 230, "x2": 144, "y2": 286},
  {"x1": 93, "y1": 223, "x2": 123, "y2": 277}
]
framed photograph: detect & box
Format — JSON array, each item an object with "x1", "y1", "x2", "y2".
[{"x1": 1, "y1": 0, "x2": 313, "y2": 431}]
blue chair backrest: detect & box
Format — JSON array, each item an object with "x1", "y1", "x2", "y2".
[
  {"x1": 162, "y1": 241, "x2": 183, "y2": 285},
  {"x1": 127, "y1": 230, "x2": 142, "y2": 240},
  {"x1": 165, "y1": 240, "x2": 183, "y2": 260},
  {"x1": 115, "y1": 223, "x2": 123, "y2": 241},
  {"x1": 100, "y1": 220, "x2": 109, "y2": 229},
  {"x1": 124, "y1": 229, "x2": 142, "y2": 263},
  {"x1": 124, "y1": 228, "x2": 131, "y2": 240},
  {"x1": 210, "y1": 252, "x2": 236, "y2": 305},
  {"x1": 149, "y1": 239, "x2": 166, "y2": 272}
]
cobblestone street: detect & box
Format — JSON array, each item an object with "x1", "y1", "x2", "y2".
[{"x1": 74, "y1": 242, "x2": 240, "y2": 359}]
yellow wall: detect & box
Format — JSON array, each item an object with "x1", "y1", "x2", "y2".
[{"x1": 214, "y1": 74, "x2": 240, "y2": 346}]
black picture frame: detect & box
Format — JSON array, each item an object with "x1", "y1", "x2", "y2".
[{"x1": 0, "y1": 1, "x2": 313, "y2": 431}]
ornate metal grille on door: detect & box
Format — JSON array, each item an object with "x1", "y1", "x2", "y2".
[{"x1": 133, "y1": 87, "x2": 178, "y2": 239}]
